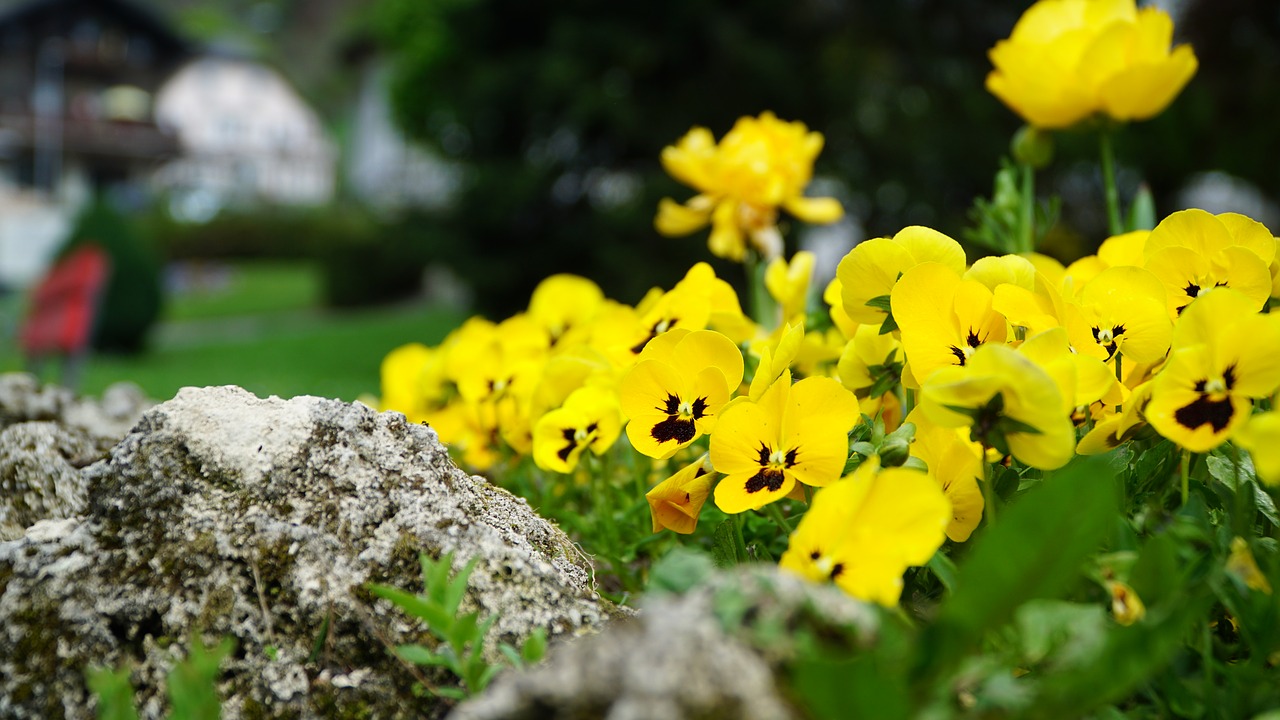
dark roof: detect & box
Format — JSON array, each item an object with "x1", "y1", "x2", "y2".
[{"x1": 0, "y1": 0, "x2": 191, "y2": 58}]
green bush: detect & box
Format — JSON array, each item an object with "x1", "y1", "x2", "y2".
[{"x1": 57, "y1": 198, "x2": 164, "y2": 354}]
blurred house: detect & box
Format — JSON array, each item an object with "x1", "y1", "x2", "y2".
[
  {"x1": 345, "y1": 54, "x2": 458, "y2": 213},
  {"x1": 0, "y1": 0, "x2": 188, "y2": 288},
  {"x1": 153, "y1": 53, "x2": 337, "y2": 222}
]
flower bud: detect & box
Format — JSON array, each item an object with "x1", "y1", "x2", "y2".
[
  {"x1": 1011, "y1": 125, "x2": 1053, "y2": 170},
  {"x1": 878, "y1": 435, "x2": 912, "y2": 468}
]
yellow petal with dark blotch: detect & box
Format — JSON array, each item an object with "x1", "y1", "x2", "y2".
[
  {"x1": 1217, "y1": 313, "x2": 1280, "y2": 398},
  {"x1": 837, "y1": 238, "x2": 916, "y2": 324},
  {"x1": 713, "y1": 469, "x2": 796, "y2": 514},
  {"x1": 1172, "y1": 287, "x2": 1260, "y2": 350},
  {"x1": 784, "y1": 195, "x2": 844, "y2": 224},
  {"x1": 709, "y1": 400, "x2": 778, "y2": 477},
  {"x1": 1143, "y1": 246, "x2": 1212, "y2": 317},
  {"x1": 891, "y1": 262, "x2": 966, "y2": 384},
  {"x1": 646, "y1": 457, "x2": 715, "y2": 534}
]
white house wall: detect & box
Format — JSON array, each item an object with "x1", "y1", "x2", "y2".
[{"x1": 153, "y1": 56, "x2": 335, "y2": 209}]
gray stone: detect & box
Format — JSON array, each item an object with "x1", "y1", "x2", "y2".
[
  {"x1": 451, "y1": 566, "x2": 880, "y2": 720},
  {"x1": 0, "y1": 386, "x2": 617, "y2": 719},
  {"x1": 0, "y1": 422, "x2": 100, "y2": 540},
  {"x1": 0, "y1": 373, "x2": 151, "y2": 454}
]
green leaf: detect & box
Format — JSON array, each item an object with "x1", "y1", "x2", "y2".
[
  {"x1": 443, "y1": 556, "x2": 480, "y2": 615},
  {"x1": 451, "y1": 611, "x2": 481, "y2": 649},
  {"x1": 86, "y1": 666, "x2": 140, "y2": 720},
  {"x1": 368, "y1": 584, "x2": 454, "y2": 633},
  {"x1": 396, "y1": 644, "x2": 449, "y2": 667},
  {"x1": 648, "y1": 547, "x2": 716, "y2": 594},
  {"x1": 792, "y1": 652, "x2": 910, "y2": 720},
  {"x1": 307, "y1": 614, "x2": 330, "y2": 664},
  {"x1": 1125, "y1": 184, "x2": 1156, "y2": 232},
  {"x1": 497, "y1": 644, "x2": 523, "y2": 668},
  {"x1": 914, "y1": 455, "x2": 1119, "y2": 682},
  {"x1": 168, "y1": 636, "x2": 235, "y2": 720},
  {"x1": 431, "y1": 686, "x2": 468, "y2": 700},
  {"x1": 926, "y1": 551, "x2": 957, "y2": 594},
  {"x1": 521, "y1": 628, "x2": 548, "y2": 664},
  {"x1": 878, "y1": 313, "x2": 899, "y2": 335},
  {"x1": 711, "y1": 517, "x2": 749, "y2": 568},
  {"x1": 1014, "y1": 600, "x2": 1107, "y2": 667},
  {"x1": 864, "y1": 294, "x2": 893, "y2": 312}
]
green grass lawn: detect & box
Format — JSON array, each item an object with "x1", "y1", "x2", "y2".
[
  {"x1": 163, "y1": 261, "x2": 322, "y2": 322},
  {"x1": 2, "y1": 261, "x2": 466, "y2": 403}
]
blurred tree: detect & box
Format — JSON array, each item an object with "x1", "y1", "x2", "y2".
[
  {"x1": 57, "y1": 196, "x2": 165, "y2": 354},
  {"x1": 370, "y1": 0, "x2": 1029, "y2": 316}
]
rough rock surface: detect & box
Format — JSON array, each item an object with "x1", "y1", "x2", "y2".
[
  {"x1": 0, "y1": 373, "x2": 150, "y2": 452},
  {"x1": 452, "y1": 565, "x2": 880, "y2": 720},
  {"x1": 0, "y1": 385, "x2": 617, "y2": 719},
  {"x1": 0, "y1": 374, "x2": 151, "y2": 540}
]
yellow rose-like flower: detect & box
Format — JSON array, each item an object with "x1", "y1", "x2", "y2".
[
  {"x1": 779, "y1": 459, "x2": 950, "y2": 606},
  {"x1": 986, "y1": 0, "x2": 1198, "y2": 129},
  {"x1": 656, "y1": 112, "x2": 843, "y2": 262}
]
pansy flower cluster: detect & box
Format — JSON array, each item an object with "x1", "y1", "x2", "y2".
[{"x1": 379, "y1": 0, "x2": 1280, "y2": 627}]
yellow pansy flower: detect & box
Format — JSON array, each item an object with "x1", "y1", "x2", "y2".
[
  {"x1": 890, "y1": 262, "x2": 1009, "y2": 385},
  {"x1": 618, "y1": 329, "x2": 744, "y2": 459},
  {"x1": 778, "y1": 459, "x2": 950, "y2": 606},
  {"x1": 837, "y1": 324, "x2": 903, "y2": 399},
  {"x1": 1143, "y1": 209, "x2": 1275, "y2": 316},
  {"x1": 645, "y1": 454, "x2": 716, "y2": 535},
  {"x1": 986, "y1": 0, "x2": 1198, "y2": 129},
  {"x1": 1235, "y1": 410, "x2": 1280, "y2": 487},
  {"x1": 1018, "y1": 327, "x2": 1116, "y2": 413},
  {"x1": 906, "y1": 410, "x2": 985, "y2": 543},
  {"x1": 1097, "y1": 230, "x2": 1149, "y2": 268},
  {"x1": 1106, "y1": 579, "x2": 1146, "y2": 625},
  {"x1": 527, "y1": 274, "x2": 604, "y2": 348},
  {"x1": 1066, "y1": 265, "x2": 1172, "y2": 364},
  {"x1": 964, "y1": 254, "x2": 1038, "y2": 293},
  {"x1": 380, "y1": 343, "x2": 446, "y2": 424},
  {"x1": 1227, "y1": 537, "x2": 1273, "y2": 594},
  {"x1": 919, "y1": 342, "x2": 1076, "y2": 470},
  {"x1": 656, "y1": 112, "x2": 843, "y2": 262},
  {"x1": 1147, "y1": 289, "x2": 1280, "y2": 452},
  {"x1": 823, "y1": 277, "x2": 860, "y2": 339},
  {"x1": 532, "y1": 386, "x2": 622, "y2": 474},
  {"x1": 837, "y1": 226, "x2": 967, "y2": 326},
  {"x1": 711, "y1": 373, "x2": 860, "y2": 513},
  {"x1": 1077, "y1": 380, "x2": 1154, "y2": 454}
]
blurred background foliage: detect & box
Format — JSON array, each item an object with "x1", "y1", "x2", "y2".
[{"x1": 139, "y1": 0, "x2": 1280, "y2": 318}]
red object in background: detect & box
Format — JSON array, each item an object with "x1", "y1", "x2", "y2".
[{"x1": 20, "y1": 244, "x2": 112, "y2": 356}]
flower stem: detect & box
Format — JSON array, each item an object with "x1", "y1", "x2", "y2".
[
  {"x1": 1180, "y1": 448, "x2": 1191, "y2": 506},
  {"x1": 1114, "y1": 352, "x2": 1123, "y2": 413},
  {"x1": 765, "y1": 501, "x2": 793, "y2": 535},
  {"x1": 1018, "y1": 161, "x2": 1036, "y2": 253},
  {"x1": 1099, "y1": 128, "x2": 1124, "y2": 236},
  {"x1": 982, "y1": 451, "x2": 997, "y2": 526},
  {"x1": 745, "y1": 251, "x2": 778, "y2": 330}
]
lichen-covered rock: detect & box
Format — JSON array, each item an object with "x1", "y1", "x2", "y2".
[
  {"x1": 0, "y1": 422, "x2": 100, "y2": 540},
  {"x1": 0, "y1": 373, "x2": 150, "y2": 454},
  {"x1": 451, "y1": 566, "x2": 880, "y2": 720},
  {"x1": 0, "y1": 386, "x2": 616, "y2": 719}
]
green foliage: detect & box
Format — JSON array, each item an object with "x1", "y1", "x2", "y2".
[
  {"x1": 58, "y1": 196, "x2": 164, "y2": 354},
  {"x1": 367, "y1": 552, "x2": 547, "y2": 699},
  {"x1": 87, "y1": 635, "x2": 233, "y2": 720}
]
